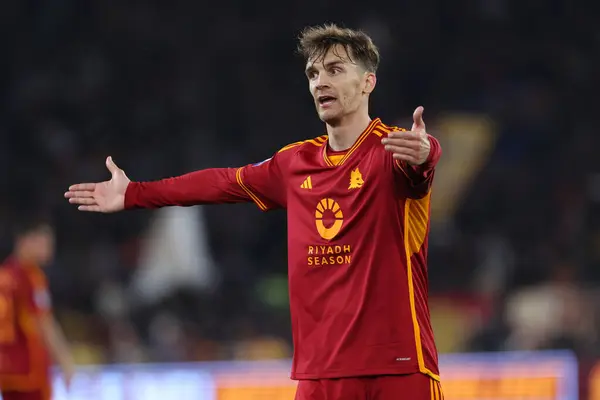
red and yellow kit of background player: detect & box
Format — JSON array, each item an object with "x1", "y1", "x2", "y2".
[
  {"x1": 126, "y1": 118, "x2": 443, "y2": 399},
  {"x1": 0, "y1": 258, "x2": 52, "y2": 400}
]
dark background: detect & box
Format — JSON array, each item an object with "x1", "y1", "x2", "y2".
[{"x1": 1, "y1": 0, "x2": 599, "y2": 380}]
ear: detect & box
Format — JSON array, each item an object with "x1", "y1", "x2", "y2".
[{"x1": 363, "y1": 72, "x2": 376, "y2": 94}]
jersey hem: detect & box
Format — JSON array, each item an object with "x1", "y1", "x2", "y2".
[{"x1": 291, "y1": 365, "x2": 439, "y2": 381}]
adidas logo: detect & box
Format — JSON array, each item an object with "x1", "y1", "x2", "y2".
[{"x1": 300, "y1": 176, "x2": 313, "y2": 189}]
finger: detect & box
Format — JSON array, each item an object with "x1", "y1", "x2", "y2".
[
  {"x1": 382, "y1": 137, "x2": 420, "y2": 150},
  {"x1": 106, "y1": 156, "x2": 120, "y2": 175},
  {"x1": 78, "y1": 205, "x2": 102, "y2": 212},
  {"x1": 412, "y1": 106, "x2": 425, "y2": 131},
  {"x1": 68, "y1": 183, "x2": 96, "y2": 191},
  {"x1": 393, "y1": 152, "x2": 418, "y2": 164},
  {"x1": 386, "y1": 130, "x2": 419, "y2": 140},
  {"x1": 69, "y1": 197, "x2": 98, "y2": 205},
  {"x1": 64, "y1": 190, "x2": 94, "y2": 199},
  {"x1": 384, "y1": 144, "x2": 418, "y2": 158}
]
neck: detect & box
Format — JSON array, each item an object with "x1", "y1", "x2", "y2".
[{"x1": 326, "y1": 112, "x2": 372, "y2": 151}]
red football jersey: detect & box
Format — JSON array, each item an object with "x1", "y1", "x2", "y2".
[
  {"x1": 236, "y1": 118, "x2": 440, "y2": 380},
  {"x1": 0, "y1": 258, "x2": 51, "y2": 391},
  {"x1": 125, "y1": 117, "x2": 441, "y2": 381}
]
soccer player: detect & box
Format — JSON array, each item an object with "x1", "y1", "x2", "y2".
[
  {"x1": 0, "y1": 219, "x2": 75, "y2": 400},
  {"x1": 65, "y1": 24, "x2": 443, "y2": 400}
]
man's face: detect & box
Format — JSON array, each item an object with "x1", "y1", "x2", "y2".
[
  {"x1": 305, "y1": 45, "x2": 375, "y2": 124},
  {"x1": 22, "y1": 226, "x2": 55, "y2": 266}
]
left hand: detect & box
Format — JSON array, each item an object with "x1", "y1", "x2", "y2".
[{"x1": 382, "y1": 106, "x2": 431, "y2": 166}]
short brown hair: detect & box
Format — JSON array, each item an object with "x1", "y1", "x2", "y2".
[{"x1": 297, "y1": 23, "x2": 380, "y2": 73}]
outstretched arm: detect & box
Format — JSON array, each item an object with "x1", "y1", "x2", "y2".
[
  {"x1": 65, "y1": 155, "x2": 286, "y2": 212},
  {"x1": 125, "y1": 167, "x2": 271, "y2": 210}
]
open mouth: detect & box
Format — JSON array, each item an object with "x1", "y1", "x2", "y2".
[{"x1": 318, "y1": 95, "x2": 336, "y2": 106}]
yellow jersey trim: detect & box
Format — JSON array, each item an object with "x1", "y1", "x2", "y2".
[
  {"x1": 404, "y1": 193, "x2": 440, "y2": 382},
  {"x1": 430, "y1": 379, "x2": 444, "y2": 399},
  {"x1": 235, "y1": 167, "x2": 268, "y2": 211},
  {"x1": 278, "y1": 135, "x2": 327, "y2": 154}
]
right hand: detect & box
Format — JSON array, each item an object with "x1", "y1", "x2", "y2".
[{"x1": 64, "y1": 156, "x2": 130, "y2": 212}]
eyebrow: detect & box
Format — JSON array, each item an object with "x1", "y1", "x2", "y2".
[{"x1": 305, "y1": 60, "x2": 345, "y2": 74}]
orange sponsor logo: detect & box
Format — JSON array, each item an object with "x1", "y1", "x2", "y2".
[{"x1": 315, "y1": 198, "x2": 343, "y2": 240}]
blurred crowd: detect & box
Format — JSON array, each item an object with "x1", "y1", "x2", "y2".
[{"x1": 0, "y1": 0, "x2": 599, "y2": 368}]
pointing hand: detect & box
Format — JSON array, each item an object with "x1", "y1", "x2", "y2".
[{"x1": 381, "y1": 106, "x2": 431, "y2": 166}]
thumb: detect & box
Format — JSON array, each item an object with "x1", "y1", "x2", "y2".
[
  {"x1": 105, "y1": 156, "x2": 120, "y2": 175},
  {"x1": 412, "y1": 106, "x2": 425, "y2": 130}
]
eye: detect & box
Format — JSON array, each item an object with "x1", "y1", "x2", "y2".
[{"x1": 329, "y1": 67, "x2": 342, "y2": 75}]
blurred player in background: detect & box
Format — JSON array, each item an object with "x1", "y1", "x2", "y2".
[
  {"x1": 66, "y1": 24, "x2": 443, "y2": 400},
  {"x1": 0, "y1": 218, "x2": 74, "y2": 400}
]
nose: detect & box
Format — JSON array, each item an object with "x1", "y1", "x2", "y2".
[
  {"x1": 316, "y1": 83, "x2": 330, "y2": 93},
  {"x1": 314, "y1": 82, "x2": 330, "y2": 98},
  {"x1": 315, "y1": 73, "x2": 330, "y2": 90}
]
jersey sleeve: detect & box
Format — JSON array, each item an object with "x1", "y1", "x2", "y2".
[
  {"x1": 21, "y1": 268, "x2": 51, "y2": 316},
  {"x1": 236, "y1": 151, "x2": 287, "y2": 211},
  {"x1": 394, "y1": 134, "x2": 442, "y2": 199},
  {"x1": 125, "y1": 149, "x2": 289, "y2": 211}
]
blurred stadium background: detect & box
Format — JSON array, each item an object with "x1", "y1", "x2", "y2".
[{"x1": 1, "y1": 0, "x2": 600, "y2": 399}]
